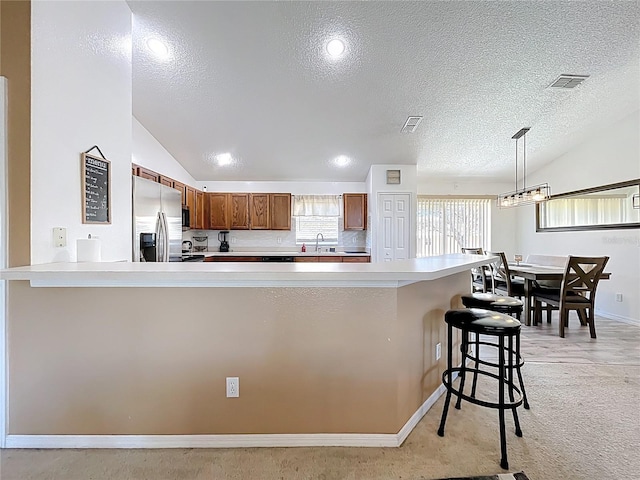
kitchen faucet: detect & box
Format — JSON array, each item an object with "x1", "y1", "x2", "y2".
[{"x1": 315, "y1": 233, "x2": 324, "y2": 252}]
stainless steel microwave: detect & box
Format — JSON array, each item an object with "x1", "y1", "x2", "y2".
[{"x1": 182, "y1": 206, "x2": 190, "y2": 230}]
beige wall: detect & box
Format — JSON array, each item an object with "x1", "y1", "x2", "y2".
[
  {"x1": 0, "y1": 0, "x2": 31, "y2": 267},
  {"x1": 8, "y1": 274, "x2": 467, "y2": 435}
]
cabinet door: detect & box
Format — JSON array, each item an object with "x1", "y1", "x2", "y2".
[
  {"x1": 195, "y1": 191, "x2": 205, "y2": 230},
  {"x1": 186, "y1": 186, "x2": 196, "y2": 227},
  {"x1": 137, "y1": 167, "x2": 159, "y2": 182},
  {"x1": 344, "y1": 193, "x2": 367, "y2": 230},
  {"x1": 294, "y1": 256, "x2": 318, "y2": 262},
  {"x1": 159, "y1": 175, "x2": 173, "y2": 188},
  {"x1": 318, "y1": 256, "x2": 342, "y2": 263},
  {"x1": 173, "y1": 181, "x2": 186, "y2": 205},
  {"x1": 270, "y1": 193, "x2": 292, "y2": 230},
  {"x1": 230, "y1": 193, "x2": 250, "y2": 230},
  {"x1": 342, "y1": 256, "x2": 370, "y2": 263},
  {"x1": 250, "y1": 193, "x2": 270, "y2": 229},
  {"x1": 207, "y1": 193, "x2": 230, "y2": 230}
]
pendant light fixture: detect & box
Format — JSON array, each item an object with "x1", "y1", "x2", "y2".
[{"x1": 497, "y1": 127, "x2": 551, "y2": 208}]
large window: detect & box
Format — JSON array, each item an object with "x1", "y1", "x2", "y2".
[{"x1": 417, "y1": 197, "x2": 491, "y2": 257}]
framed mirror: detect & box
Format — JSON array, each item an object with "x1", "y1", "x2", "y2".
[{"x1": 536, "y1": 179, "x2": 640, "y2": 232}]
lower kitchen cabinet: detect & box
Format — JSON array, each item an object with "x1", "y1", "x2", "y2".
[
  {"x1": 342, "y1": 256, "x2": 370, "y2": 263},
  {"x1": 294, "y1": 256, "x2": 370, "y2": 263}
]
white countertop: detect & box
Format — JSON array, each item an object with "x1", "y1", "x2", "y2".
[
  {"x1": 188, "y1": 251, "x2": 370, "y2": 257},
  {"x1": 1, "y1": 254, "x2": 495, "y2": 288}
]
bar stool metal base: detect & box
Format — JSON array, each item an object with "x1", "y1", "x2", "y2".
[
  {"x1": 437, "y1": 308, "x2": 525, "y2": 471},
  {"x1": 461, "y1": 293, "x2": 530, "y2": 410}
]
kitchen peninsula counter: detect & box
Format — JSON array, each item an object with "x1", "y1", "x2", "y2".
[
  {"x1": 2, "y1": 254, "x2": 493, "y2": 448},
  {"x1": 2, "y1": 254, "x2": 492, "y2": 287}
]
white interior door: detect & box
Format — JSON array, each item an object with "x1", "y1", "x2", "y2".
[{"x1": 378, "y1": 193, "x2": 411, "y2": 262}]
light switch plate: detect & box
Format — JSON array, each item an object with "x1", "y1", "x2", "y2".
[{"x1": 53, "y1": 227, "x2": 66, "y2": 247}]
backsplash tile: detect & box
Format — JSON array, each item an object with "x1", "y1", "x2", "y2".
[{"x1": 185, "y1": 228, "x2": 366, "y2": 252}]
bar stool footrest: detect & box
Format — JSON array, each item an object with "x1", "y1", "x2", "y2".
[{"x1": 442, "y1": 367, "x2": 523, "y2": 410}]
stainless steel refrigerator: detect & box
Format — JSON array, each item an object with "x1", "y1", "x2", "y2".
[{"x1": 132, "y1": 176, "x2": 182, "y2": 262}]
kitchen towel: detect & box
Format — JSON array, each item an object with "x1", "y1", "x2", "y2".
[{"x1": 77, "y1": 237, "x2": 101, "y2": 262}]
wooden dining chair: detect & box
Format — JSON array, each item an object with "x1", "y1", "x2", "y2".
[
  {"x1": 462, "y1": 247, "x2": 490, "y2": 292},
  {"x1": 532, "y1": 256, "x2": 609, "y2": 338},
  {"x1": 486, "y1": 251, "x2": 525, "y2": 298}
]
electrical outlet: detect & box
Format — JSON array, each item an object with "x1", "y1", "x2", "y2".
[
  {"x1": 277, "y1": 236, "x2": 282, "y2": 244},
  {"x1": 435, "y1": 342, "x2": 442, "y2": 361},
  {"x1": 53, "y1": 227, "x2": 66, "y2": 247},
  {"x1": 615, "y1": 293, "x2": 623, "y2": 302},
  {"x1": 231, "y1": 236, "x2": 237, "y2": 244},
  {"x1": 226, "y1": 377, "x2": 239, "y2": 398}
]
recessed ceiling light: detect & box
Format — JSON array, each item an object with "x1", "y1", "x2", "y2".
[
  {"x1": 215, "y1": 152, "x2": 233, "y2": 166},
  {"x1": 333, "y1": 155, "x2": 350, "y2": 167},
  {"x1": 146, "y1": 37, "x2": 169, "y2": 60},
  {"x1": 326, "y1": 39, "x2": 345, "y2": 58}
]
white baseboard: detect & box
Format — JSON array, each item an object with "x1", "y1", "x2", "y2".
[
  {"x1": 595, "y1": 309, "x2": 640, "y2": 326},
  {"x1": 5, "y1": 373, "x2": 454, "y2": 449}
]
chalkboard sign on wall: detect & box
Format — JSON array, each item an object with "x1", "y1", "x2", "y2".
[{"x1": 81, "y1": 152, "x2": 111, "y2": 224}]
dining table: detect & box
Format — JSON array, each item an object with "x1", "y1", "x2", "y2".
[{"x1": 507, "y1": 263, "x2": 611, "y2": 326}]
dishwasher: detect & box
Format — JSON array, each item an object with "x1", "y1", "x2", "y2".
[{"x1": 261, "y1": 256, "x2": 295, "y2": 262}]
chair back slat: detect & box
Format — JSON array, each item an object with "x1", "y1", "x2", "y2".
[
  {"x1": 462, "y1": 247, "x2": 488, "y2": 292},
  {"x1": 560, "y1": 256, "x2": 609, "y2": 302},
  {"x1": 486, "y1": 251, "x2": 513, "y2": 293}
]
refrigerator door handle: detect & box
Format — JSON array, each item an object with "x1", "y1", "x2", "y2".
[
  {"x1": 161, "y1": 212, "x2": 170, "y2": 262},
  {"x1": 155, "y1": 212, "x2": 164, "y2": 262}
]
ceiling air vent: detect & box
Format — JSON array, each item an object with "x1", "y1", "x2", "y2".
[
  {"x1": 401, "y1": 116, "x2": 423, "y2": 133},
  {"x1": 548, "y1": 74, "x2": 590, "y2": 89}
]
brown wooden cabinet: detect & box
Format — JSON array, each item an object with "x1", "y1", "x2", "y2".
[
  {"x1": 230, "y1": 193, "x2": 250, "y2": 230},
  {"x1": 137, "y1": 166, "x2": 160, "y2": 182},
  {"x1": 294, "y1": 256, "x2": 318, "y2": 262},
  {"x1": 159, "y1": 175, "x2": 173, "y2": 188},
  {"x1": 342, "y1": 256, "x2": 370, "y2": 263},
  {"x1": 250, "y1": 194, "x2": 270, "y2": 229},
  {"x1": 207, "y1": 193, "x2": 230, "y2": 230},
  {"x1": 343, "y1": 193, "x2": 367, "y2": 230},
  {"x1": 318, "y1": 256, "x2": 343, "y2": 263},
  {"x1": 270, "y1": 193, "x2": 292, "y2": 230},
  {"x1": 185, "y1": 186, "x2": 196, "y2": 226},
  {"x1": 173, "y1": 181, "x2": 186, "y2": 205},
  {"x1": 195, "y1": 191, "x2": 205, "y2": 230}
]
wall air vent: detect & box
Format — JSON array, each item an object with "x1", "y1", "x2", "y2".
[
  {"x1": 386, "y1": 169, "x2": 401, "y2": 184},
  {"x1": 401, "y1": 116, "x2": 423, "y2": 133},
  {"x1": 548, "y1": 74, "x2": 590, "y2": 89}
]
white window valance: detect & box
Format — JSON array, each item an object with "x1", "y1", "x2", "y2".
[{"x1": 292, "y1": 195, "x2": 341, "y2": 217}]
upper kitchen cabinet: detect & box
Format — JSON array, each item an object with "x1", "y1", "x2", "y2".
[
  {"x1": 173, "y1": 181, "x2": 186, "y2": 205},
  {"x1": 136, "y1": 166, "x2": 159, "y2": 183},
  {"x1": 159, "y1": 175, "x2": 173, "y2": 188},
  {"x1": 230, "y1": 193, "x2": 250, "y2": 230},
  {"x1": 250, "y1": 193, "x2": 270, "y2": 230},
  {"x1": 270, "y1": 193, "x2": 292, "y2": 230},
  {"x1": 343, "y1": 193, "x2": 367, "y2": 230},
  {"x1": 207, "y1": 193, "x2": 230, "y2": 230},
  {"x1": 195, "y1": 190, "x2": 205, "y2": 230},
  {"x1": 185, "y1": 186, "x2": 197, "y2": 224}
]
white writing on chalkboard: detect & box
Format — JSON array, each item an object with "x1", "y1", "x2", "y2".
[{"x1": 82, "y1": 153, "x2": 110, "y2": 224}]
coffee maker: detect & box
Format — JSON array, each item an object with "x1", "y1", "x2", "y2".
[{"x1": 218, "y1": 231, "x2": 230, "y2": 252}]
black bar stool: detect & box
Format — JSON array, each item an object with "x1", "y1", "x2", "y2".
[
  {"x1": 437, "y1": 308, "x2": 524, "y2": 470},
  {"x1": 461, "y1": 293, "x2": 529, "y2": 410}
]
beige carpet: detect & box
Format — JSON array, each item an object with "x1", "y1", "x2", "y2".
[{"x1": 1, "y1": 318, "x2": 639, "y2": 480}]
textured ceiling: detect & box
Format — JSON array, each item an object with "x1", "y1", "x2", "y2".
[{"x1": 129, "y1": 1, "x2": 640, "y2": 183}]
